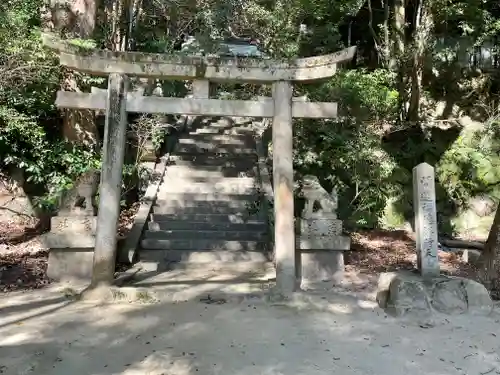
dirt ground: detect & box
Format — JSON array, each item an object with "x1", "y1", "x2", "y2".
[
  {"x1": 0, "y1": 267, "x2": 499, "y2": 375},
  {"x1": 0, "y1": 204, "x2": 139, "y2": 292}
]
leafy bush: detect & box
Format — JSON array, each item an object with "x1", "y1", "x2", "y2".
[
  {"x1": 293, "y1": 69, "x2": 402, "y2": 228},
  {"x1": 0, "y1": 106, "x2": 100, "y2": 210},
  {"x1": 0, "y1": 0, "x2": 59, "y2": 116},
  {"x1": 437, "y1": 117, "x2": 500, "y2": 205},
  {"x1": 307, "y1": 68, "x2": 399, "y2": 123}
]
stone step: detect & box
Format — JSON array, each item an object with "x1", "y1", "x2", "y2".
[
  {"x1": 141, "y1": 239, "x2": 266, "y2": 251},
  {"x1": 153, "y1": 206, "x2": 252, "y2": 216},
  {"x1": 143, "y1": 229, "x2": 266, "y2": 241},
  {"x1": 164, "y1": 165, "x2": 257, "y2": 179},
  {"x1": 135, "y1": 259, "x2": 271, "y2": 275},
  {"x1": 169, "y1": 154, "x2": 257, "y2": 167},
  {"x1": 196, "y1": 119, "x2": 241, "y2": 128},
  {"x1": 139, "y1": 250, "x2": 268, "y2": 270},
  {"x1": 153, "y1": 200, "x2": 257, "y2": 215},
  {"x1": 159, "y1": 182, "x2": 257, "y2": 195},
  {"x1": 148, "y1": 220, "x2": 267, "y2": 232},
  {"x1": 190, "y1": 127, "x2": 255, "y2": 136},
  {"x1": 163, "y1": 175, "x2": 256, "y2": 186},
  {"x1": 162, "y1": 176, "x2": 255, "y2": 186},
  {"x1": 174, "y1": 143, "x2": 256, "y2": 155},
  {"x1": 178, "y1": 134, "x2": 251, "y2": 144},
  {"x1": 155, "y1": 192, "x2": 259, "y2": 202},
  {"x1": 152, "y1": 213, "x2": 263, "y2": 224}
]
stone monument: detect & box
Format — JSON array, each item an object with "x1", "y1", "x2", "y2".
[
  {"x1": 44, "y1": 169, "x2": 100, "y2": 281},
  {"x1": 296, "y1": 175, "x2": 351, "y2": 289},
  {"x1": 413, "y1": 162, "x2": 440, "y2": 278}
]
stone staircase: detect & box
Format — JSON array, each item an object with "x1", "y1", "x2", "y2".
[{"x1": 138, "y1": 117, "x2": 270, "y2": 273}]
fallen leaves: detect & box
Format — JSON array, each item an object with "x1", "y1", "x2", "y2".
[{"x1": 0, "y1": 202, "x2": 140, "y2": 293}]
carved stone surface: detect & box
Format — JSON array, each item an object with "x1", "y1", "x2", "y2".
[
  {"x1": 45, "y1": 216, "x2": 96, "y2": 281},
  {"x1": 45, "y1": 216, "x2": 96, "y2": 249},
  {"x1": 413, "y1": 163, "x2": 440, "y2": 277},
  {"x1": 58, "y1": 169, "x2": 100, "y2": 216},
  {"x1": 301, "y1": 218, "x2": 342, "y2": 237},
  {"x1": 297, "y1": 236, "x2": 351, "y2": 251},
  {"x1": 51, "y1": 216, "x2": 97, "y2": 234},
  {"x1": 301, "y1": 175, "x2": 338, "y2": 219}
]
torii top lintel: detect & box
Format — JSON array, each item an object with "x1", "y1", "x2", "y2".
[{"x1": 42, "y1": 33, "x2": 356, "y2": 83}]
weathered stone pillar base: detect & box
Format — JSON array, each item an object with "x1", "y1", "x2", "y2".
[
  {"x1": 47, "y1": 248, "x2": 95, "y2": 281},
  {"x1": 298, "y1": 251, "x2": 345, "y2": 289},
  {"x1": 296, "y1": 235, "x2": 350, "y2": 290},
  {"x1": 44, "y1": 216, "x2": 96, "y2": 281}
]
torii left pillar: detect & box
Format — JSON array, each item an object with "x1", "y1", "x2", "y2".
[
  {"x1": 272, "y1": 81, "x2": 297, "y2": 296},
  {"x1": 92, "y1": 73, "x2": 129, "y2": 286}
]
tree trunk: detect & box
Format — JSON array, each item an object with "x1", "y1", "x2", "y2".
[
  {"x1": 480, "y1": 207, "x2": 500, "y2": 291},
  {"x1": 393, "y1": 0, "x2": 406, "y2": 119},
  {"x1": 42, "y1": 0, "x2": 98, "y2": 38},
  {"x1": 407, "y1": 0, "x2": 433, "y2": 123},
  {"x1": 367, "y1": 0, "x2": 382, "y2": 66},
  {"x1": 382, "y1": 0, "x2": 391, "y2": 70},
  {"x1": 42, "y1": 0, "x2": 100, "y2": 150}
]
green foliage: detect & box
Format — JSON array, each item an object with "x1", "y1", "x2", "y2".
[
  {"x1": 308, "y1": 69, "x2": 399, "y2": 123},
  {"x1": 68, "y1": 38, "x2": 98, "y2": 50},
  {"x1": 294, "y1": 115, "x2": 405, "y2": 228},
  {"x1": 293, "y1": 69, "x2": 402, "y2": 227},
  {"x1": 0, "y1": 0, "x2": 108, "y2": 211},
  {"x1": 0, "y1": 106, "x2": 100, "y2": 210},
  {"x1": 0, "y1": 31, "x2": 59, "y2": 116},
  {"x1": 437, "y1": 118, "x2": 500, "y2": 205}
]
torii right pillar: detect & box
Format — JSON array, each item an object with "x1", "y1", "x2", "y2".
[{"x1": 272, "y1": 81, "x2": 296, "y2": 296}]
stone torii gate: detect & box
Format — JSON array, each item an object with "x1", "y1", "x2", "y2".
[{"x1": 45, "y1": 36, "x2": 355, "y2": 295}]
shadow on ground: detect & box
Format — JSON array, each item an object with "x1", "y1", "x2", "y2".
[{"x1": 0, "y1": 274, "x2": 499, "y2": 375}]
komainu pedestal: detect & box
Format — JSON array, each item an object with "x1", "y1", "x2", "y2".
[
  {"x1": 44, "y1": 170, "x2": 99, "y2": 281},
  {"x1": 297, "y1": 175, "x2": 351, "y2": 289}
]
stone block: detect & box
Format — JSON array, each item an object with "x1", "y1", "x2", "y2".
[
  {"x1": 47, "y1": 248, "x2": 94, "y2": 281},
  {"x1": 300, "y1": 218, "x2": 342, "y2": 236},
  {"x1": 43, "y1": 232, "x2": 96, "y2": 249},
  {"x1": 461, "y1": 278, "x2": 493, "y2": 314},
  {"x1": 51, "y1": 216, "x2": 97, "y2": 234},
  {"x1": 44, "y1": 216, "x2": 97, "y2": 249},
  {"x1": 296, "y1": 235, "x2": 350, "y2": 250},
  {"x1": 431, "y1": 279, "x2": 468, "y2": 314},
  {"x1": 376, "y1": 271, "x2": 397, "y2": 308},
  {"x1": 377, "y1": 272, "x2": 493, "y2": 318},
  {"x1": 295, "y1": 231, "x2": 350, "y2": 289},
  {"x1": 298, "y1": 250, "x2": 344, "y2": 289},
  {"x1": 387, "y1": 273, "x2": 432, "y2": 318}
]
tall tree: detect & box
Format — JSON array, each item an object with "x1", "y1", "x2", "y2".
[
  {"x1": 41, "y1": 0, "x2": 101, "y2": 150},
  {"x1": 407, "y1": 0, "x2": 434, "y2": 123}
]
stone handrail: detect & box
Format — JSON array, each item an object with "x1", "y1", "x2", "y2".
[
  {"x1": 118, "y1": 115, "x2": 188, "y2": 263},
  {"x1": 42, "y1": 33, "x2": 356, "y2": 82},
  {"x1": 254, "y1": 118, "x2": 274, "y2": 250}
]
